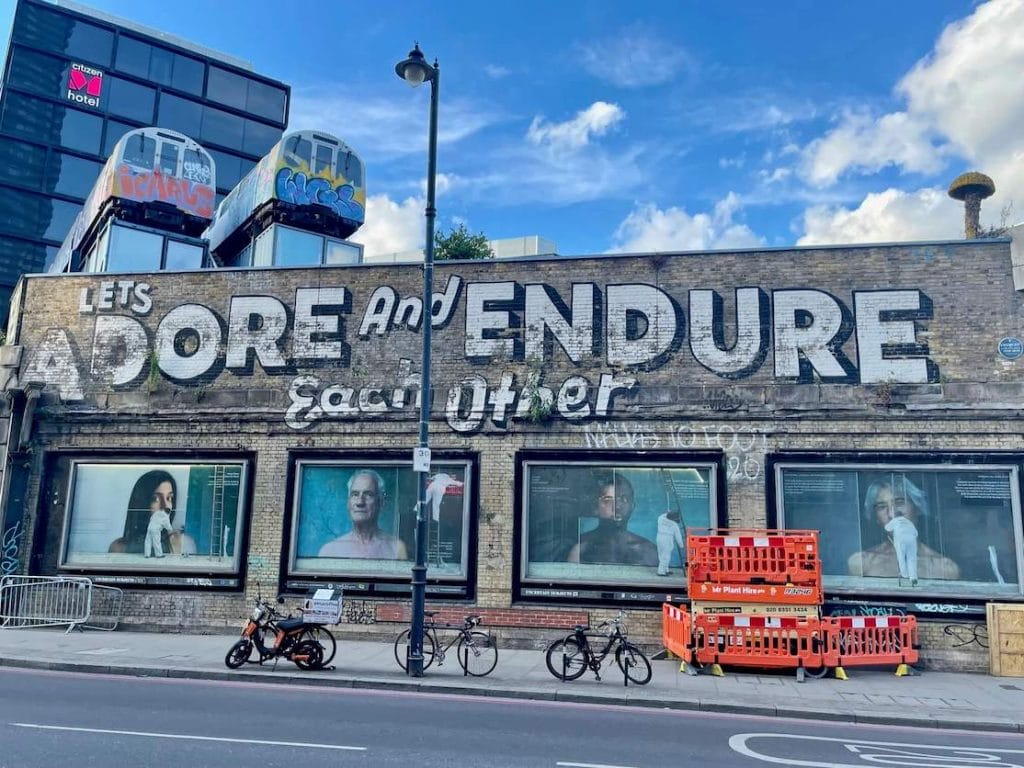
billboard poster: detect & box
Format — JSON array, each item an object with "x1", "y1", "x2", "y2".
[
  {"x1": 523, "y1": 462, "x2": 716, "y2": 587},
  {"x1": 62, "y1": 461, "x2": 246, "y2": 572},
  {"x1": 290, "y1": 460, "x2": 470, "y2": 579},
  {"x1": 778, "y1": 464, "x2": 1022, "y2": 597}
]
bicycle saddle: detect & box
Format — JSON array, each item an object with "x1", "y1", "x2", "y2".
[
  {"x1": 574, "y1": 624, "x2": 589, "y2": 633},
  {"x1": 424, "y1": 610, "x2": 438, "y2": 618}
]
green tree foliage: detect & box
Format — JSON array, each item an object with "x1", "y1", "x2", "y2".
[{"x1": 434, "y1": 223, "x2": 494, "y2": 261}]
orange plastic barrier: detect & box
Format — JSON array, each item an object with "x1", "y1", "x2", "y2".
[
  {"x1": 661, "y1": 603, "x2": 692, "y2": 662},
  {"x1": 690, "y1": 580, "x2": 822, "y2": 605},
  {"x1": 820, "y1": 615, "x2": 919, "y2": 668},
  {"x1": 688, "y1": 528, "x2": 821, "y2": 587},
  {"x1": 691, "y1": 613, "x2": 823, "y2": 671}
]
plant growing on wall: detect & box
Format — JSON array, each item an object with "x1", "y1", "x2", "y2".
[
  {"x1": 146, "y1": 349, "x2": 161, "y2": 394},
  {"x1": 521, "y1": 355, "x2": 554, "y2": 423}
]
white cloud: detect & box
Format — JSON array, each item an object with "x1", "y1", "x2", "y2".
[
  {"x1": 796, "y1": 187, "x2": 961, "y2": 246},
  {"x1": 484, "y1": 64, "x2": 510, "y2": 79},
  {"x1": 288, "y1": 88, "x2": 502, "y2": 159},
  {"x1": 798, "y1": 0, "x2": 1024, "y2": 221},
  {"x1": 800, "y1": 110, "x2": 948, "y2": 187},
  {"x1": 577, "y1": 25, "x2": 691, "y2": 88},
  {"x1": 349, "y1": 194, "x2": 423, "y2": 257},
  {"x1": 609, "y1": 193, "x2": 766, "y2": 253},
  {"x1": 527, "y1": 102, "x2": 625, "y2": 151}
]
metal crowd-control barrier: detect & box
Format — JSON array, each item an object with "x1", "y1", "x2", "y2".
[
  {"x1": 687, "y1": 528, "x2": 821, "y2": 587},
  {"x1": 0, "y1": 575, "x2": 123, "y2": 633}
]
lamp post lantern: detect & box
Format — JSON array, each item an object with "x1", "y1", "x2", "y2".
[{"x1": 396, "y1": 42, "x2": 439, "y2": 678}]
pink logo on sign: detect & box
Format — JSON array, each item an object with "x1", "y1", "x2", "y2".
[{"x1": 67, "y1": 69, "x2": 102, "y2": 97}]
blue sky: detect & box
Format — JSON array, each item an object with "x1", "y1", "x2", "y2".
[{"x1": 3, "y1": 0, "x2": 1022, "y2": 258}]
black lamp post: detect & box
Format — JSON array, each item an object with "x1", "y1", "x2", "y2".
[{"x1": 395, "y1": 43, "x2": 439, "y2": 678}]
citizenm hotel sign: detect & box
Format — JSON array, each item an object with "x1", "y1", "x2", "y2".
[{"x1": 65, "y1": 63, "x2": 103, "y2": 108}]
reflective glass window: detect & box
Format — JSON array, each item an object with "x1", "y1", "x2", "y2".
[
  {"x1": 114, "y1": 36, "x2": 150, "y2": 78},
  {"x1": 157, "y1": 94, "x2": 202, "y2": 140},
  {"x1": 1, "y1": 93, "x2": 101, "y2": 155},
  {"x1": 171, "y1": 54, "x2": 204, "y2": 95},
  {"x1": 103, "y1": 119, "x2": 136, "y2": 156},
  {"x1": 60, "y1": 105, "x2": 104, "y2": 155},
  {"x1": 206, "y1": 66, "x2": 247, "y2": 111},
  {"x1": 242, "y1": 119, "x2": 280, "y2": 156},
  {"x1": 0, "y1": 139, "x2": 47, "y2": 190},
  {"x1": 164, "y1": 240, "x2": 204, "y2": 270},
  {"x1": 246, "y1": 80, "x2": 287, "y2": 123},
  {"x1": 47, "y1": 152, "x2": 103, "y2": 198},
  {"x1": 324, "y1": 239, "x2": 361, "y2": 265},
  {"x1": 122, "y1": 133, "x2": 156, "y2": 168},
  {"x1": 274, "y1": 225, "x2": 323, "y2": 267},
  {"x1": 46, "y1": 197, "x2": 81, "y2": 241},
  {"x1": 201, "y1": 105, "x2": 244, "y2": 148},
  {"x1": 778, "y1": 462, "x2": 1023, "y2": 599},
  {"x1": 314, "y1": 144, "x2": 332, "y2": 176},
  {"x1": 207, "y1": 150, "x2": 241, "y2": 191},
  {"x1": 0, "y1": 235, "x2": 47, "y2": 276},
  {"x1": 252, "y1": 227, "x2": 273, "y2": 267},
  {"x1": 284, "y1": 136, "x2": 312, "y2": 167},
  {"x1": 105, "y1": 76, "x2": 154, "y2": 123},
  {"x1": 8, "y1": 47, "x2": 67, "y2": 97},
  {"x1": 182, "y1": 149, "x2": 214, "y2": 188},
  {"x1": 106, "y1": 224, "x2": 162, "y2": 272},
  {"x1": 149, "y1": 46, "x2": 174, "y2": 87},
  {"x1": 337, "y1": 150, "x2": 363, "y2": 187},
  {"x1": 14, "y1": 4, "x2": 113, "y2": 66},
  {"x1": 157, "y1": 141, "x2": 179, "y2": 176}
]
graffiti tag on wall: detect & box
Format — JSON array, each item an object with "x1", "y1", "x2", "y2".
[
  {"x1": 1, "y1": 521, "x2": 22, "y2": 576},
  {"x1": 275, "y1": 169, "x2": 364, "y2": 222},
  {"x1": 114, "y1": 166, "x2": 215, "y2": 219}
]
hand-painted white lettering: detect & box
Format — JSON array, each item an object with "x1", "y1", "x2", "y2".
[
  {"x1": 556, "y1": 376, "x2": 591, "y2": 419},
  {"x1": 78, "y1": 287, "x2": 94, "y2": 314},
  {"x1": 465, "y1": 282, "x2": 517, "y2": 358},
  {"x1": 595, "y1": 372, "x2": 637, "y2": 415},
  {"x1": 226, "y1": 296, "x2": 288, "y2": 370},
  {"x1": 689, "y1": 288, "x2": 767, "y2": 376},
  {"x1": 155, "y1": 304, "x2": 221, "y2": 381},
  {"x1": 487, "y1": 372, "x2": 517, "y2": 426},
  {"x1": 855, "y1": 290, "x2": 930, "y2": 384},
  {"x1": 131, "y1": 283, "x2": 152, "y2": 315},
  {"x1": 446, "y1": 374, "x2": 489, "y2": 432},
  {"x1": 293, "y1": 287, "x2": 349, "y2": 361},
  {"x1": 431, "y1": 275, "x2": 462, "y2": 328},
  {"x1": 773, "y1": 289, "x2": 848, "y2": 379},
  {"x1": 97, "y1": 281, "x2": 116, "y2": 311},
  {"x1": 90, "y1": 315, "x2": 146, "y2": 385},
  {"x1": 524, "y1": 283, "x2": 595, "y2": 363},
  {"x1": 21, "y1": 328, "x2": 83, "y2": 400},
  {"x1": 359, "y1": 287, "x2": 397, "y2": 336},
  {"x1": 606, "y1": 284, "x2": 678, "y2": 367}
]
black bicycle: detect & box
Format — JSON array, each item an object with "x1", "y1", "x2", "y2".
[
  {"x1": 394, "y1": 612, "x2": 498, "y2": 676},
  {"x1": 544, "y1": 610, "x2": 652, "y2": 685}
]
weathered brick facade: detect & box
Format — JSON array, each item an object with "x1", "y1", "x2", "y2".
[{"x1": 2, "y1": 237, "x2": 1021, "y2": 670}]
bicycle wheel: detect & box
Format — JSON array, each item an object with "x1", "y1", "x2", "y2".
[
  {"x1": 458, "y1": 631, "x2": 498, "y2": 677},
  {"x1": 615, "y1": 642, "x2": 652, "y2": 685},
  {"x1": 225, "y1": 639, "x2": 251, "y2": 669},
  {"x1": 299, "y1": 626, "x2": 337, "y2": 666},
  {"x1": 292, "y1": 640, "x2": 324, "y2": 671},
  {"x1": 545, "y1": 636, "x2": 588, "y2": 681},
  {"x1": 393, "y1": 628, "x2": 437, "y2": 671}
]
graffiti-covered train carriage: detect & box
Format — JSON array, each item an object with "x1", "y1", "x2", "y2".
[
  {"x1": 204, "y1": 129, "x2": 366, "y2": 267},
  {"x1": 51, "y1": 127, "x2": 216, "y2": 274}
]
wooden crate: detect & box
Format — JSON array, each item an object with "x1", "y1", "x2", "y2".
[{"x1": 987, "y1": 603, "x2": 1024, "y2": 677}]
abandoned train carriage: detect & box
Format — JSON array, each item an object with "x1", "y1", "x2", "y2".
[{"x1": 1, "y1": 234, "x2": 1022, "y2": 670}]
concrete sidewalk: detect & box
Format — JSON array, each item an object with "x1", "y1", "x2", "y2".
[{"x1": 0, "y1": 626, "x2": 1021, "y2": 734}]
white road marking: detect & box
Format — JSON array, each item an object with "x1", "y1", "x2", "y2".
[
  {"x1": 729, "y1": 733, "x2": 1024, "y2": 768},
  {"x1": 556, "y1": 762, "x2": 639, "y2": 768},
  {"x1": 10, "y1": 723, "x2": 366, "y2": 751}
]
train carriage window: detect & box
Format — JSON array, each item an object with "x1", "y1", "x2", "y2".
[
  {"x1": 284, "y1": 135, "x2": 312, "y2": 168},
  {"x1": 158, "y1": 142, "x2": 179, "y2": 176},
  {"x1": 182, "y1": 148, "x2": 213, "y2": 187},
  {"x1": 122, "y1": 133, "x2": 156, "y2": 169},
  {"x1": 313, "y1": 144, "x2": 332, "y2": 176},
  {"x1": 337, "y1": 151, "x2": 362, "y2": 186}
]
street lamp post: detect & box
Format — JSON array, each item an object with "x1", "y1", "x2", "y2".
[{"x1": 395, "y1": 43, "x2": 439, "y2": 678}]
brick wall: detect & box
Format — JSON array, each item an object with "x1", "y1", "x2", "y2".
[{"x1": 4, "y1": 239, "x2": 1023, "y2": 657}]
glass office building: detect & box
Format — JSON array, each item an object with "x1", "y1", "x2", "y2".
[{"x1": 0, "y1": 0, "x2": 290, "y2": 311}]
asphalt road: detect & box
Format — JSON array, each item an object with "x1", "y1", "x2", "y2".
[{"x1": 1, "y1": 668, "x2": 1022, "y2": 768}]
